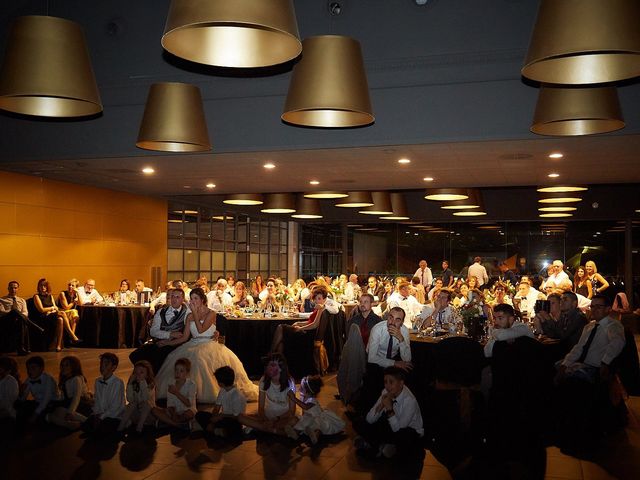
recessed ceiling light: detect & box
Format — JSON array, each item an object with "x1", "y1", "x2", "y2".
[
  {"x1": 423, "y1": 177, "x2": 434, "y2": 182},
  {"x1": 548, "y1": 173, "x2": 560, "y2": 178},
  {"x1": 309, "y1": 180, "x2": 320, "y2": 185},
  {"x1": 142, "y1": 167, "x2": 155, "y2": 174},
  {"x1": 206, "y1": 183, "x2": 216, "y2": 189},
  {"x1": 183, "y1": 185, "x2": 191, "y2": 189},
  {"x1": 548, "y1": 152, "x2": 563, "y2": 159},
  {"x1": 223, "y1": 194, "x2": 264, "y2": 205},
  {"x1": 636, "y1": 209, "x2": 640, "y2": 213},
  {"x1": 263, "y1": 163, "x2": 276, "y2": 169},
  {"x1": 425, "y1": 188, "x2": 469, "y2": 201},
  {"x1": 398, "y1": 158, "x2": 411, "y2": 164}
]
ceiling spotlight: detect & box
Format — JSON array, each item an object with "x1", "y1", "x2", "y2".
[
  {"x1": 548, "y1": 153, "x2": 563, "y2": 159},
  {"x1": 452, "y1": 211, "x2": 487, "y2": 217},
  {"x1": 423, "y1": 177, "x2": 434, "y2": 182},
  {"x1": 263, "y1": 163, "x2": 276, "y2": 169},
  {"x1": 206, "y1": 183, "x2": 216, "y2": 189},
  {"x1": 548, "y1": 173, "x2": 560, "y2": 178},
  {"x1": 309, "y1": 180, "x2": 320, "y2": 185},
  {"x1": 398, "y1": 158, "x2": 411, "y2": 164},
  {"x1": 142, "y1": 167, "x2": 155, "y2": 174}
]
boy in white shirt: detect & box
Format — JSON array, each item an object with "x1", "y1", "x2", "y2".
[
  {"x1": 195, "y1": 366, "x2": 247, "y2": 441},
  {"x1": 17, "y1": 356, "x2": 58, "y2": 425},
  {"x1": 82, "y1": 352, "x2": 125, "y2": 434}
]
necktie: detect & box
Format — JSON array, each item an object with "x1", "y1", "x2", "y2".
[
  {"x1": 386, "y1": 335, "x2": 394, "y2": 359},
  {"x1": 173, "y1": 309, "x2": 180, "y2": 316},
  {"x1": 577, "y1": 323, "x2": 599, "y2": 364},
  {"x1": 422, "y1": 270, "x2": 425, "y2": 286}
]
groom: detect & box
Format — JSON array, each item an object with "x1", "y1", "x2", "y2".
[{"x1": 129, "y1": 288, "x2": 190, "y2": 373}]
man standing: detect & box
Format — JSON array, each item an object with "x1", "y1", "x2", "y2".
[
  {"x1": 413, "y1": 260, "x2": 433, "y2": 292},
  {"x1": 129, "y1": 288, "x2": 190, "y2": 373},
  {"x1": 536, "y1": 292, "x2": 587, "y2": 351},
  {"x1": 0, "y1": 281, "x2": 30, "y2": 355},
  {"x1": 545, "y1": 260, "x2": 571, "y2": 289},
  {"x1": 77, "y1": 279, "x2": 104, "y2": 305},
  {"x1": 498, "y1": 261, "x2": 517, "y2": 286},
  {"x1": 468, "y1": 256, "x2": 489, "y2": 287},
  {"x1": 441, "y1": 260, "x2": 454, "y2": 288}
]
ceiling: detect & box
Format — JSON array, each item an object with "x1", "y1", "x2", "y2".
[{"x1": 1, "y1": 0, "x2": 639, "y2": 223}]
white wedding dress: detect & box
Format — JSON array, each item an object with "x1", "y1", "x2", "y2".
[{"x1": 155, "y1": 319, "x2": 258, "y2": 403}]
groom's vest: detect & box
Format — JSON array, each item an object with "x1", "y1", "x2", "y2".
[{"x1": 158, "y1": 305, "x2": 187, "y2": 335}]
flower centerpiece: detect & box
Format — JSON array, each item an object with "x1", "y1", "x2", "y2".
[{"x1": 455, "y1": 297, "x2": 487, "y2": 340}]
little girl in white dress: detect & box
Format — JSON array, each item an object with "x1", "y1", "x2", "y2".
[{"x1": 286, "y1": 375, "x2": 345, "y2": 444}]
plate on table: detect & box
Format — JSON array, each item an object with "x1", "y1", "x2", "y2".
[{"x1": 297, "y1": 312, "x2": 312, "y2": 319}]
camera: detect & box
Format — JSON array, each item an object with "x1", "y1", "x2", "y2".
[{"x1": 534, "y1": 300, "x2": 551, "y2": 314}]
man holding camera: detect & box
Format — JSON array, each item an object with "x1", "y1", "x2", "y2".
[{"x1": 535, "y1": 291, "x2": 587, "y2": 351}]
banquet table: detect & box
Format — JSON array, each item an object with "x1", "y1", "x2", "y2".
[{"x1": 76, "y1": 305, "x2": 149, "y2": 348}]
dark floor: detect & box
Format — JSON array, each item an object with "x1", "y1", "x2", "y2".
[{"x1": 5, "y1": 348, "x2": 640, "y2": 480}]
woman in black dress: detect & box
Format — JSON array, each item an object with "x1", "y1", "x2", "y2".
[
  {"x1": 33, "y1": 278, "x2": 79, "y2": 351},
  {"x1": 573, "y1": 266, "x2": 593, "y2": 299}
]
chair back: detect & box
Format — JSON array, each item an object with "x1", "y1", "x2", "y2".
[
  {"x1": 434, "y1": 336, "x2": 485, "y2": 387},
  {"x1": 610, "y1": 326, "x2": 640, "y2": 396}
]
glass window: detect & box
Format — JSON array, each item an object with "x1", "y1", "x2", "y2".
[
  {"x1": 184, "y1": 249, "x2": 198, "y2": 271},
  {"x1": 168, "y1": 249, "x2": 183, "y2": 271},
  {"x1": 200, "y1": 251, "x2": 211, "y2": 271},
  {"x1": 212, "y1": 251, "x2": 224, "y2": 271}
]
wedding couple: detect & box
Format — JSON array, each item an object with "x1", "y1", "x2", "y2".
[{"x1": 131, "y1": 287, "x2": 257, "y2": 403}]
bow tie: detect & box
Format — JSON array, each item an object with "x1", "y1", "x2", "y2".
[
  {"x1": 29, "y1": 379, "x2": 41, "y2": 385},
  {"x1": 99, "y1": 379, "x2": 109, "y2": 385}
]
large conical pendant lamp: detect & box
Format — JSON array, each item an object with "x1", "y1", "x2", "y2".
[
  {"x1": 0, "y1": 16, "x2": 102, "y2": 118},
  {"x1": 531, "y1": 86, "x2": 624, "y2": 136},
  {"x1": 292, "y1": 195, "x2": 323, "y2": 219},
  {"x1": 136, "y1": 82, "x2": 211, "y2": 152},
  {"x1": 261, "y1": 193, "x2": 296, "y2": 214},
  {"x1": 380, "y1": 193, "x2": 410, "y2": 220},
  {"x1": 522, "y1": 0, "x2": 640, "y2": 84},
  {"x1": 282, "y1": 35, "x2": 374, "y2": 128},
  {"x1": 359, "y1": 192, "x2": 393, "y2": 215},
  {"x1": 162, "y1": 0, "x2": 301, "y2": 68}
]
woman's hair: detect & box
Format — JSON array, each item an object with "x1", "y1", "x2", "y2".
[
  {"x1": 574, "y1": 266, "x2": 587, "y2": 289},
  {"x1": 411, "y1": 276, "x2": 421, "y2": 285},
  {"x1": 133, "y1": 360, "x2": 155, "y2": 387},
  {"x1": 37, "y1": 278, "x2": 51, "y2": 294},
  {"x1": 301, "y1": 375, "x2": 323, "y2": 396},
  {"x1": 263, "y1": 353, "x2": 291, "y2": 392},
  {"x1": 311, "y1": 286, "x2": 328, "y2": 299},
  {"x1": 68, "y1": 278, "x2": 79, "y2": 288},
  {"x1": 493, "y1": 282, "x2": 507, "y2": 292},
  {"x1": 120, "y1": 279, "x2": 130, "y2": 290},
  {"x1": 585, "y1": 260, "x2": 598, "y2": 274},
  {"x1": 59, "y1": 355, "x2": 85, "y2": 387},
  {"x1": 190, "y1": 287, "x2": 207, "y2": 305},
  {"x1": 175, "y1": 357, "x2": 191, "y2": 372},
  {"x1": 467, "y1": 275, "x2": 478, "y2": 286},
  {"x1": 234, "y1": 281, "x2": 247, "y2": 298}
]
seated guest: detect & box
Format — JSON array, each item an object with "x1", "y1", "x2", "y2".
[
  {"x1": 195, "y1": 276, "x2": 210, "y2": 294},
  {"x1": 207, "y1": 278, "x2": 232, "y2": 312},
  {"x1": 225, "y1": 276, "x2": 236, "y2": 296},
  {"x1": 0, "y1": 281, "x2": 31, "y2": 355},
  {"x1": 149, "y1": 281, "x2": 178, "y2": 315},
  {"x1": 426, "y1": 278, "x2": 443, "y2": 303},
  {"x1": 134, "y1": 279, "x2": 153, "y2": 304},
  {"x1": 366, "y1": 276, "x2": 385, "y2": 302},
  {"x1": 378, "y1": 280, "x2": 393, "y2": 312},
  {"x1": 344, "y1": 274, "x2": 362, "y2": 302},
  {"x1": 557, "y1": 279, "x2": 591, "y2": 310},
  {"x1": 536, "y1": 292, "x2": 587, "y2": 351},
  {"x1": 118, "y1": 360, "x2": 155, "y2": 433},
  {"x1": 353, "y1": 366, "x2": 424, "y2": 477},
  {"x1": 77, "y1": 279, "x2": 104, "y2": 305},
  {"x1": 386, "y1": 281, "x2": 423, "y2": 329},
  {"x1": 57, "y1": 279, "x2": 80, "y2": 337},
  {"x1": 129, "y1": 288, "x2": 189, "y2": 373},
  {"x1": 338, "y1": 294, "x2": 383, "y2": 404},
  {"x1": 417, "y1": 288, "x2": 457, "y2": 330},
  {"x1": 153, "y1": 357, "x2": 197, "y2": 429},
  {"x1": 82, "y1": 352, "x2": 125, "y2": 434},
  {"x1": 231, "y1": 281, "x2": 254, "y2": 308},
  {"x1": 33, "y1": 278, "x2": 79, "y2": 352},
  {"x1": 411, "y1": 276, "x2": 427, "y2": 304},
  {"x1": 484, "y1": 304, "x2": 534, "y2": 358},
  {"x1": 115, "y1": 279, "x2": 135, "y2": 305},
  {"x1": 514, "y1": 279, "x2": 544, "y2": 319},
  {"x1": 556, "y1": 295, "x2": 625, "y2": 384},
  {"x1": 258, "y1": 278, "x2": 281, "y2": 311},
  {"x1": 17, "y1": 355, "x2": 58, "y2": 425},
  {"x1": 488, "y1": 282, "x2": 513, "y2": 307},
  {"x1": 250, "y1": 274, "x2": 265, "y2": 300}
]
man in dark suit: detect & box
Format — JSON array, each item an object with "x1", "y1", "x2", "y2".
[{"x1": 537, "y1": 291, "x2": 587, "y2": 351}]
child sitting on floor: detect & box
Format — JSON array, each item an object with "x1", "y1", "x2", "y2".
[
  {"x1": 47, "y1": 355, "x2": 92, "y2": 430},
  {"x1": 152, "y1": 357, "x2": 196, "y2": 429},
  {"x1": 17, "y1": 355, "x2": 58, "y2": 426},
  {"x1": 118, "y1": 360, "x2": 156, "y2": 433},
  {"x1": 195, "y1": 366, "x2": 246, "y2": 440},
  {"x1": 82, "y1": 352, "x2": 125, "y2": 434},
  {"x1": 285, "y1": 375, "x2": 345, "y2": 444},
  {"x1": 0, "y1": 356, "x2": 19, "y2": 422}
]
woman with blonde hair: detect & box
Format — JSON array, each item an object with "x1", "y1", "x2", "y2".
[
  {"x1": 585, "y1": 260, "x2": 609, "y2": 294},
  {"x1": 231, "y1": 281, "x2": 254, "y2": 308},
  {"x1": 58, "y1": 279, "x2": 80, "y2": 336}
]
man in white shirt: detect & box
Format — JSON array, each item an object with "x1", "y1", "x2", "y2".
[
  {"x1": 467, "y1": 256, "x2": 489, "y2": 287},
  {"x1": 547, "y1": 260, "x2": 571, "y2": 288},
  {"x1": 0, "y1": 280, "x2": 31, "y2": 354},
  {"x1": 207, "y1": 279, "x2": 232, "y2": 312},
  {"x1": 344, "y1": 274, "x2": 362, "y2": 302},
  {"x1": 484, "y1": 303, "x2": 534, "y2": 358},
  {"x1": 77, "y1": 279, "x2": 104, "y2": 305},
  {"x1": 417, "y1": 289, "x2": 458, "y2": 331},
  {"x1": 414, "y1": 260, "x2": 433, "y2": 291},
  {"x1": 386, "y1": 281, "x2": 423, "y2": 329},
  {"x1": 514, "y1": 280, "x2": 543, "y2": 319}
]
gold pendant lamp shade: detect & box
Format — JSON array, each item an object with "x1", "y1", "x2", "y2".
[
  {"x1": 522, "y1": 0, "x2": 640, "y2": 84},
  {"x1": 282, "y1": 35, "x2": 374, "y2": 128},
  {"x1": 441, "y1": 190, "x2": 482, "y2": 210},
  {"x1": 0, "y1": 16, "x2": 102, "y2": 118},
  {"x1": 223, "y1": 194, "x2": 264, "y2": 206},
  {"x1": 136, "y1": 82, "x2": 211, "y2": 152},
  {"x1": 162, "y1": 0, "x2": 301, "y2": 68},
  {"x1": 335, "y1": 191, "x2": 374, "y2": 208},
  {"x1": 261, "y1": 193, "x2": 296, "y2": 214},
  {"x1": 380, "y1": 193, "x2": 410, "y2": 220},
  {"x1": 291, "y1": 195, "x2": 323, "y2": 219},
  {"x1": 424, "y1": 188, "x2": 469, "y2": 202},
  {"x1": 531, "y1": 86, "x2": 624, "y2": 136},
  {"x1": 359, "y1": 192, "x2": 393, "y2": 215}
]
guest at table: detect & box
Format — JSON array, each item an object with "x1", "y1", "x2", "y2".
[
  {"x1": 514, "y1": 280, "x2": 544, "y2": 320},
  {"x1": 454, "y1": 283, "x2": 472, "y2": 307},
  {"x1": 417, "y1": 289, "x2": 457, "y2": 331},
  {"x1": 467, "y1": 275, "x2": 480, "y2": 291},
  {"x1": 497, "y1": 261, "x2": 517, "y2": 286},
  {"x1": 536, "y1": 292, "x2": 587, "y2": 352},
  {"x1": 207, "y1": 278, "x2": 232, "y2": 313},
  {"x1": 250, "y1": 275, "x2": 265, "y2": 300},
  {"x1": 426, "y1": 278, "x2": 442, "y2": 303},
  {"x1": 366, "y1": 276, "x2": 385, "y2": 302},
  {"x1": 488, "y1": 282, "x2": 512, "y2": 307},
  {"x1": 414, "y1": 260, "x2": 433, "y2": 292},
  {"x1": 0, "y1": 281, "x2": 31, "y2": 355},
  {"x1": 149, "y1": 281, "x2": 177, "y2": 316},
  {"x1": 468, "y1": 256, "x2": 489, "y2": 287},
  {"x1": 378, "y1": 280, "x2": 393, "y2": 312},
  {"x1": 258, "y1": 278, "x2": 281, "y2": 312},
  {"x1": 57, "y1": 279, "x2": 80, "y2": 336},
  {"x1": 344, "y1": 274, "x2": 362, "y2": 302},
  {"x1": 585, "y1": 260, "x2": 609, "y2": 295},
  {"x1": 77, "y1": 279, "x2": 104, "y2": 305},
  {"x1": 129, "y1": 288, "x2": 190, "y2": 373},
  {"x1": 349, "y1": 294, "x2": 384, "y2": 347},
  {"x1": 231, "y1": 281, "x2": 254, "y2": 308},
  {"x1": 484, "y1": 304, "x2": 534, "y2": 358},
  {"x1": 410, "y1": 276, "x2": 426, "y2": 304},
  {"x1": 134, "y1": 279, "x2": 153, "y2": 304},
  {"x1": 33, "y1": 278, "x2": 79, "y2": 352},
  {"x1": 574, "y1": 266, "x2": 593, "y2": 299},
  {"x1": 115, "y1": 279, "x2": 135, "y2": 306},
  {"x1": 290, "y1": 278, "x2": 307, "y2": 304},
  {"x1": 386, "y1": 281, "x2": 423, "y2": 329},
  {"x1": 441, "y1": 260, "x2": 454, "y2": 288}
]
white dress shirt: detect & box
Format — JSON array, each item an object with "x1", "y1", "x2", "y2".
[
  {"x1": 387, "y1": 295, "x2": 423, "y2": 329},
  {"x1": 207, "y1": 290, "x2": 232, "y2": 312},
  {"x1": 561, "y1": 316, "x2": 626, "y2": 368},
  {"x1": 93, "y1": 374, "x2": 125, "y2": 419},
  {"x1": 216, "y1": 386, "x2": 247, "y2": 416},
  {"x1": 0, "y1": 295, "x2": 29, "y2": 317},
  {"x1": 78, "y1": 287, "x2": 104, "y2": 305},
  {"x1": 64, "y1": 376, "x2": 89, "y2": 415},
  {"x1": 167, "y1": 378, "x2": 197, "y2": 415},
  {"x1": 149, "y1": 305, "x2": 190, "y2": 340},
  {"x1": 414, "y1": 268, "x2": 433, "y2": 288},
  {"x1": 468, "y1": 263, "x2": 489, "y2": 286},
  {"x1": 126, "y1": 379, "x2": 155, "y2": 408},
  {"x1": 21, "y1": 372, "x2": 58, "y2": 415},
  {"x1": 323, "y1": 297, "x2": 340, "y2": 315},
  {"x1": 367, "y1": 321, "x2": 411, "y2": 367},
  {"x1": 366, "y1": 385, "x2": 424, "y2": 436},
  {"x1": 0, "y1": 375, "x2": 19, "y2": 418},
  {"x1": 484, "y1": 321, "x2": 534, "y2": 358},
  {"x1": 344, "y1": 282, "x2": 362, "y2": 302},
  {"x1": 418, "y1": 305, "x2": 458, "y2": 329},
  {"x1": 150, "y1": 291, "x2": 167, "y2": 313},
  {"x1": 546, "y1": 270, "x2": 570, "y2": 288},
  {"x1": 515, "y1": 287, "x2": 543, "y2": 318}
]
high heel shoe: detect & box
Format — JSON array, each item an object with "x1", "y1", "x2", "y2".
[
  {"x1": 56, "y1": 347, "x2": 62, "y2": 352},
  {"x1": 70, "y1": 338, "x2": 83, "y2": 346}
]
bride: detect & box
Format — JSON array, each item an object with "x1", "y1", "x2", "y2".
[{"x1": 155, "y1": 287, "x2": 258, "y2": 403}]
